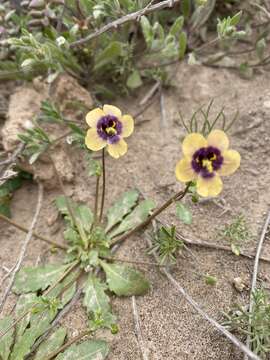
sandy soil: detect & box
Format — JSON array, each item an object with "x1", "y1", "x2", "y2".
[{"x1": 1, "y1": 63, "x2": 270, "y2": 360}]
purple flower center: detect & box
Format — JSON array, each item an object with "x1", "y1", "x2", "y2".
[
  {"x1": 97, "y1": 115, "x2": 122, "y2": 144},
  {"x1": 191, "y1": 146, "x2": 223, "y2": 178}
]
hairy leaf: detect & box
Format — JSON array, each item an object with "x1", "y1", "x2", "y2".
[
  {"x1": 101, "y1": 262, "x2": 150, "y2": 296},
  {"x1": 0, "y1": 316, "x2": 14, "y2": 360},
  {"x1": 13, "y1": 264, "x2": 71, "y2": 294},
  {"x1": 105, "y1": 189, "x2": 139, "y2": 232},
  {"x1": 175, "y1": 203, "x2": 192, "y2": 225},
  {"x1": 55, "y1": 339, "x2": 109, "y2": 360},
  {"x1": 108, "y1": 199, "x2": 155, "y2": 238},
  {"x1": 33, "y1": 327, "x2": 67, "y2": 360}
]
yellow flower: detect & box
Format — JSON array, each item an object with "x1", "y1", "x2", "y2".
[
  {"x1": 175, "y1": 130, "x2": 241, "y2": 197},
  {"x1": 85, "y1": 105, "x2": 134, "y2": 159}
]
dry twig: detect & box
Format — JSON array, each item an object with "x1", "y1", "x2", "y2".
[
  {"x1": 70, "y1": 0, "x2": 179, "y2": 47},
  {"x1": 0, "y1": 182, "x2": 44, "y2": 313},
  {"x1": 245, "y1": 210, "x2": 270, "y2": 359},
  {"x1": 132, "y1": 296, "x2": 149, "y2": 360}
]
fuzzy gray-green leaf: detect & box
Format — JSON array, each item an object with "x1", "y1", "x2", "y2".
[
  {"x1": 101, "y1": 262, "x2": 150, "y2": 296},
  {"x1": 34, "y1": 327, "x2": 67, "y2": 360},
  {"x1": 105, "y1": 189, "x2": 139, "y2": 232},
  {"x1": 0, "y1": 316, "x2": 14, "y2": 360},
  {"x1": 13, "y1": 264, "x2": 71, "y2": 294},
  {"x1": 108, "y1": 199, "x2": 155, "y2": 238},
  {"x1": 55, "y1": 339, "x2": 109, "y2": 360},
  {"x1": 176, "y1": 203, "x2": 192, "y2": 225}
]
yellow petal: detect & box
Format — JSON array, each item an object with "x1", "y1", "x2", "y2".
[
  {"x1": 103, "y1": 104, "x2": 122, "y2": 119},
  {"x1": 121, "y1": 115, "x2": 134, "y2": 138},
  {"x1": 182, "y1": 133, "x2": 207, "y2": 158},
  {"x1": 85, "y1": 128, "x2": 106, "y2": 151},
  {"x1": 175, "y1": 158, "x2": 197, "y2": 182},
  {"x1": 219, "y1": 150, "x2": 241, "y2": 176},
  {"x1": 207, "y1": 130, "x2": 229, "y2": 152},
  {"x1": 197, "y1": 174, "x2": 223, "y2": 197},
  {"x1": 107, "y1": 139, "x2": 127, "y2": 159},
  {"x1": 86, "y1": 108, "x2": 105, "y2": 127}
]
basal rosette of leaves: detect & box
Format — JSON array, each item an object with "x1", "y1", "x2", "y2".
[{"x1": 0, "y1": 189, "x2": 154, "y2": 359}]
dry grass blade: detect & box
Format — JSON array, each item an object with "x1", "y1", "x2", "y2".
[
  {"x1": 145, "y1": 236, "x2": 261, "y2": 360},
  {"x1": 0, "y1": 182, "x2": 44, "y2": 313},
  {"x1": 132, "y1": 296, "x2": 149, "y2": 360},
  {"x1": 245, "y1": 210, "x2": 270, "y2": 359}
]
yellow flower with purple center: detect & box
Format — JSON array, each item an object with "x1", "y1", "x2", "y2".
[
  {"x1": 85, "y1": 105, "x2": 134, "y2": 159},
  {"x1": 175, "y1": 130, "x2": 241, "y2": 197}
]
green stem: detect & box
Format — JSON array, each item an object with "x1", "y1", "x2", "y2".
[
  {"x1": 94, "y1": 175, "x2": 100, "y2": 225},
  {"x1": 111, "y1": 184, "x2": 190, "y2": 246},
  {"x1": 99, "y1": 148, "x2": 106, "y2": 223}
]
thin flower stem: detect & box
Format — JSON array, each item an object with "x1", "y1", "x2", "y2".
[
  {"x1": 0, "y1": 213, "x2": 68, "y2": 250},
  {"x1": 111, "y1": 184, "x2": 190, "y2": 246},
  {"x1": 99, "y1": 148, "x2": 106, "y2": 223},
  {"x1": 94, "y1": 175, "x2": 100, "y2": 225},
  {"x1": 44, "y1": 329, "x2": 92, "y2": 360}
]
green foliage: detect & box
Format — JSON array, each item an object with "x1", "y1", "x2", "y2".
[
  {"x1": 0, "y1": 171, "x2": 30, "y2": 217},
  {"x1": 0, "y1": 316, "x2": 14, "y2": 360},
  {"x1": 100, "y1": 261, "x2": 150, "y2": 296},
  {"x1": 175, "y1": 202, "x2": 192, "y2": 225},
  {"x1": 149, "y1": 226, "x2": 184, "y2": 265},
  {"x1": 55, "y1": 339, "x2": 109, "y2": 360},
  {"x1": 205, "y1": 274, "x2": 217, "y2": 286},
  {"x1": 220, "y1": 214, "x2": 251, "y2": 256},
  {"x1": 217, "y1": 11, "x2": 245, "y2": 40},
  {"x1": 223, "y1": 289, "x2": 270, "y2": 358},
  {"x1": 33, "y1": 327, "x2": 67, "y2": 360}
]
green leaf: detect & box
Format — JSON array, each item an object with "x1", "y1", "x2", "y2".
[
  {"x1": 55, "y1": 339, "x2": 109, "y2": 360},
  {"x1": 256, "y1": 38, "x2": 266, "y2": 60},
  {"x1": 101, "y1": 262, "x2": 150, "y2": 296},
  {"x1": 13, "y1": 264, "x2": 71, "y2": 294},
  {"x1": 175, "y1": 203, "x2": 192, "y2": 225},
  {"x1": 179, "y1": 32, "x2": 187, "y2": 59},
  {"x1": 231, "y1": 243, "x2": 240, "y2": 256},
  {"x1": 181, "y1": 0, "x2": 191, "y2": 18},
  {"x1": 0, "y1": 316, "x2": 15, "y2": 360},
  {"x1": 108, "y1": 199, "x2": 155, "y2": 238},
  {"x1": 230, "y1": 11, "x2": 242, "y2": 26},
  {"x1": 94, "y1": 42, "x2": 123, "y2": 71},
  {"x1": 140, "y1": 16, "x2": 153, "y2": 47},
  {"x1": 75, "y1": 205, "x2": 93, "y2": 233},
  {"x1": 15, "y1": 293, "x2": 38, "y2": 342},
  {"x1": 205, "y1": 275, "x2": 217, "y2": 286},
  {"x1": 170, "y1": 16, "x2": 184, "y2": 36},
  {"x1": 105, "y1": 190, "x2": 139, "y2": 232},
  {"x1": 126, "y1": 70, "x2": 143, "y2": 89},
  {"x1": 83, "y1": 275, "x2": 116, "y2": 330},
  {"x1": 55, "y1": 195, "x2": 70, "y2": 216},
  {"x1": 34, "y1": 327, "x2": 67, "y2": 360}
]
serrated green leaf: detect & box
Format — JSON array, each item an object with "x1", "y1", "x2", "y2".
[
  {"x1": 126, "y1": 70, "x2": 143, "y2": 89},
  {"x1": 176, "y1": 203, "x2": 192, "y2": 225},
  {"x1": 0, "y1": 316, "x2": 14, "y2": 360},
  {"x1": 105, "y1": 190, "x2": 139, "y2": 232},
  {"x1": 34, "y1": 327, "x2": 67, "y2": 360},
  {"x1": 55, "y1": 339, "x2": 109, "y2": 360},
  {"x1": 83, "y1": 275, "x2": 116, "y2": 330},
  {"x1": 75, "y1": 205, "x2": 93, "y2": 233},
  {"x1": 179, "y1": 32, "x2": 187, "y2": 59},
  {"x1": 108, "y1": 199, "x2": 155, "y2": 238},
  {"x1": 13, "y1": 264, "x2": 71, "y2": 294},
  {"x1": 101, "y1": 262, "x2": 150, "y2": 296}
]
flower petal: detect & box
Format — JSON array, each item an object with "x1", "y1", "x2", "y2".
[
  {"x1": 182, "y1": 133, "x2": 207, "y2": 158},
  {"x1": 85, "y1": 128, "x2": 106, "y2": 151},
  {"x1": 121, "y1": 115, "x2": 134, "y2": 138},
  {"x1": 219, "y1": 150, "x2": 241, "y2": 176},
  {"x1": 207, "y1": 130, "x2": 229, "y2": 152},
  {"x1": 103, "y1": 104, "x2": 122, "y2": 119},
  {"x1": 175, "y1": 158, "x2": 197, "y2": 182},
  {"x1": 197, "y1": 174, "x2": 223, "y2": 197},
  {"x1": 107, "y1": 139, "x2": 127, "y2": 159},
  {"x1": 86, "y1": 108, "x2": 105, "y2": 128}
]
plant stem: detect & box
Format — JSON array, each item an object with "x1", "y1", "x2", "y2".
[
  {"x1": 99, "y1": 148, "x2": 106, "y2": 223},
  {"x1": 111, "y1": 184, "x2": 190, "y2": 246},
  {"x1": 94, "y1": 175, "x2": 100, "y2": 225},
  {"x1": 0, "y1": 213, "x2": 68, "y2": 250},
  {"x1": 44, "y1": 329, "x2": 91, "y2": 360},
  {"x1": 101, "y1": 256, "x2": 166, "y2": 267}
]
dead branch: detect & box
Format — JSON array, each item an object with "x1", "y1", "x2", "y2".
[
  {"x1": 0, "y1": 182, "x2": 44, "y2": 313},
  {"x1": 70, "y1": 0, "x2": 180, "y2": 47},
  {"x1": 132, "y1": 296, "x2": 150, "y2": 360},
  {"x1": 245, "y1": 210, "x2": 270, "y2": 359}
]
